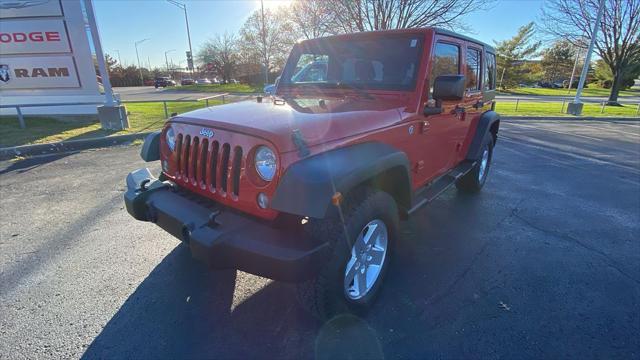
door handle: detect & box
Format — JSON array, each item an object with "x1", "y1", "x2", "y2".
[{"x1": 453, "y1": 105, "x2": 467, "y2": 121}]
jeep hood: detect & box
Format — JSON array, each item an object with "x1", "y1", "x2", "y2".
[{"x1": 171, "y1": 96, "x2": 405, "y2": 153}]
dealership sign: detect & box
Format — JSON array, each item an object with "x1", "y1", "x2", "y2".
[
  {"x1": 0, "y1": 0, "x2": 63, "y2": 19},
  {"x1": 0, "y1": 19, "x2": 70, "y2": 54},
  {"x1": 0, "y1": 56, "x2": 79, "y2": 89}
]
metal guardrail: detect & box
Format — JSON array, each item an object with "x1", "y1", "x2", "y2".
[
  {"x1": 1, "y1": 93, "x2": 637, "y2": 130},
  {"x1": 500, "y1": 98, "x2": 640, "y2": 115},
  {"x1": 0, "y1": 93, "x2": 229, "y2": 129},
  {"x1": 120, "y1": 93, "x2": 228, "y2": 118}
]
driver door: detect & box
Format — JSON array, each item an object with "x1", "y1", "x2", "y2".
[{"x1": 419, "y1": 37, "x2": 465, "y2": 181}]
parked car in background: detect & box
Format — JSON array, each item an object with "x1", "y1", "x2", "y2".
[
  {"x1": 181, "y1": 78, "x2": 195, "y2": 86},
  {"x1": 196, "y1": 78, "x2": 212, "y2": 85},
  {"x1": 263, "y1": 76, "x2": 280, "y2": 95},
  {"x1": 155, "y1": 77, "x2": 176, "y2": 88},
  {"x1": 229, "y1": 79, "x2": 239, "y2": 84}
]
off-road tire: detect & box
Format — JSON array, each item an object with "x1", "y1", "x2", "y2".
[
  {"x1": 456, "y1": 135, "x2": 494, "y2": 193},
  {"x1": 295, "y1": 188, "x2": 399, "y2": 320}
]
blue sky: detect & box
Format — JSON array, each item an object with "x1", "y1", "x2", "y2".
[{"x1": 93, "y1": 0, "x2": 546, "y2": 69}]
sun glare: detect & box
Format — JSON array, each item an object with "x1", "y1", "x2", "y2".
[{"x1": 258, "y1": 0, "x2": 293, "y2": 11}]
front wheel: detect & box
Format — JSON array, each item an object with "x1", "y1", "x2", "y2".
[
  {"x1": 295, "y1": 189, "x2": 399, "y2": 320},
  {"x1": 456, "y1": 136, "x2": 494, "y2": 192}
]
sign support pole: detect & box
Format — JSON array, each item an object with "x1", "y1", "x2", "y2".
[
  {"x1": 84, "y1": 0, "x2": 114, "y2": 106},
  {"x1": 84, "y1": 0, "x2": 128, "y2": 129},
  {"x1": 567, "y1": 0, "x2": 605, "y2": 115}
]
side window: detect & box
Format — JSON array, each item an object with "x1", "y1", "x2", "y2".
[
  {"x1": 484, "y1": 52, "x2": 497, "y2": 90},
  {"x1": 465, "y1": 47, "x2": 481, "y2": 91},
  {"x1": 430, "y1": 42, "x2": 460, "y2": 91}
]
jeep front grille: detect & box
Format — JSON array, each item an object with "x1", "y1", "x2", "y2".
[{"x1": 175, "y1": 133, "x2": 244, "y2": 197}]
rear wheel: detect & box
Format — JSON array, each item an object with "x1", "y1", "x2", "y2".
[
  {"x1": 295, "y1": 189, "x2": 398, "y2": 320},
  {"x1": 456, "y1": 136, "x2": 494, "y2": 192}
]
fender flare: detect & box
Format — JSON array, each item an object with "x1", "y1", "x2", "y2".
[
  {"x1": 271, "y1": 142, "x2": 411, "y2": 219},
  {"x1": 140, "y1": 131, "x2": 161, "y2": 162},
  {"x1": 466, "y1": 110, "x2": 500, "y2": 161}
]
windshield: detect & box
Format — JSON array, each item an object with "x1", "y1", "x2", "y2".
[{"x1": 280, "y1": 34, "x2": 424, "y2": 91}]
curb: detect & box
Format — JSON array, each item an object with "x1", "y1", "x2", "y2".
[
  {"x1": 0, "y1": 132, "x2": 152, "y2": 161},
  {"x1": 502, "y1": 115, "x2": 639, "y2": 121}
]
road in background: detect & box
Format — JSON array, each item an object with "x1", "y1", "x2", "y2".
[
  {"x1": 1, "y1": 119, "x2": 639, "y2": 358},
  {"x1": 114, "y1": 86, "x2": 254, "y2": 102}
]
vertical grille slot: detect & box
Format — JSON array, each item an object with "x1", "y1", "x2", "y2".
[
  {"x1": 190, "y1": 137, "x2": 199, "y2": 182},
  {"x1": 231, "y1": 146, "x2": 243, "y2": 196},
  {"x1": 189, "y1": 136, "x2": 200, "y2": 184},
  {"x1": 175, "y1": 134, "x2": 183, "y2": 176},
  {"x1": 183, "y1": 135, "x2": 191, "y2": 177},
  {"x1": 220, "y1": 143, "x2": 230, "y2": 193},
  {"x1": 199, "y1": 139, "x2": 208, "y2": 186},
  {"x1": 209, "y1": 141, "x2": 219, "y2": 190}
]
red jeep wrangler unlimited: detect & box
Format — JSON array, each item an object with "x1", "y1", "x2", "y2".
[{"x1": 125, "y1": 28, "x2": 499, "y2": 319}]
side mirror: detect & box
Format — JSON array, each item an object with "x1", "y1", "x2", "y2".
[
  {"x1": 423, "y1": 75, "x2": 465, "y2": 116},
  {"x1": 433, "y1": 75, "x2": 465, "y2": 101}
]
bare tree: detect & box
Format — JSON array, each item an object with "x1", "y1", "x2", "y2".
[
  {"x1": 290, "y1": 0, "x2": 336, "y2": 39},
  {"x1": 238, "y1": 8, "x2": 297, "y2": 82},
  {"x1": 197, "y1": 32, "x2": 238, "y2": 83},
  {"x1": 324, "y1": 0, "x2": 492, "y2": 33},
  {"x1": 541, "y1": 0, "x2": 640, "y2": 104}
]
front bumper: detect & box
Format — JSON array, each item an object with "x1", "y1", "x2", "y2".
[{"x1": 124, "y1": 168, "x2": 330, "y2": 282}]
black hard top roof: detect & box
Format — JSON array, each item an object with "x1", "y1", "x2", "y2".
[{"x1": 434, "y1": 28, "x2": 495, "y2": 53}]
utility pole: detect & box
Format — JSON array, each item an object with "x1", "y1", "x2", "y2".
[
  {"x1": 167, "y1": 0, "x2": 194, "y2": 74},
  {"x1": 261, "y1": 0, "x2": 268, "y2": 84},
  {"x1": 135, "y1": 38, "x2": 149, "y2": 86},
  {"x1": 567, "y1": 0, "x2": 605, "y2": 115}
]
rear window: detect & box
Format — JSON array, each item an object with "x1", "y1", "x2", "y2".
[
  {"x1": 465, "y1": 47, "x2": 481, "y2": 91},
  {"x1": 484, "y1": 52, "x2": 497, "y2": 90}
]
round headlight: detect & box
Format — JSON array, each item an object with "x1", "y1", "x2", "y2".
[
  {"x1": 255, "y1": 146, "x2": 277, "y2": 181},
  {"x1": 166, "y1": 127, "x2": 176, "y2": 151}
]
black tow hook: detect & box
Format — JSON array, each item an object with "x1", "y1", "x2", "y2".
[
  {"x1": 140, "y1": 179, "x2": 152, "y2": 191},
  {"x1": 208, "y1": 210, "x2": 221, "y2": 227}
]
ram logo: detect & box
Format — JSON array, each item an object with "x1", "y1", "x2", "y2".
[{"x1": 199, "y1": 128, "x2": 214, "y2": 138}]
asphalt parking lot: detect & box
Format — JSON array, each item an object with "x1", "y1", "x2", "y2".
[{"x1": 1, "y1": 119, "x2": 638, "y2": 359}]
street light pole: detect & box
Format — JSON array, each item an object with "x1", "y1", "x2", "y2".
[
  {"x1": 567, "y1": 45, "x2": 582, "y2": 94},
  {"x1": 165, "y1": 49, "x2": 176, "y2": 73},
  {"x1": 113, "y1": 49, "x2": 122, "y2": 67},
  {"x1": 568, "y1": 0, "x2": 605, "y2": 115},
  {"x1": 135, "y1": 38, "x2": 149, "y2": 86},
  {"x1": 167, "y1": 0, "x2": 194, "y2": 74},
  {"x1": 261, "y1": 0, "x2": 268, "y2": 84}
]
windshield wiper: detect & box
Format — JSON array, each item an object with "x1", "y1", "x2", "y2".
[{"x1": 330, "y1": 82, "x2": 374, "y2": 99}]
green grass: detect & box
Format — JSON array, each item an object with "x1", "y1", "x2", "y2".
[
  {"x1": 496, "y1": 101, "x2": 639, "y2": 117},
  {"x1": 498, "y1": 86, "x2": 638, "y2": 97},
  {"x1": 173, "y1": 83, "x2": 262, "y2": 93},
  {"x1": 2, "y1": 99, "x2": 637, "y2": 148},
  {"x1": 0, "y1": 100, "x2": 221, "y2": 148}
]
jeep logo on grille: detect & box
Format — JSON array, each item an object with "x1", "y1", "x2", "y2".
[{"x1": 199, "y1": 128, "x2": 214, "y2": 138}]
